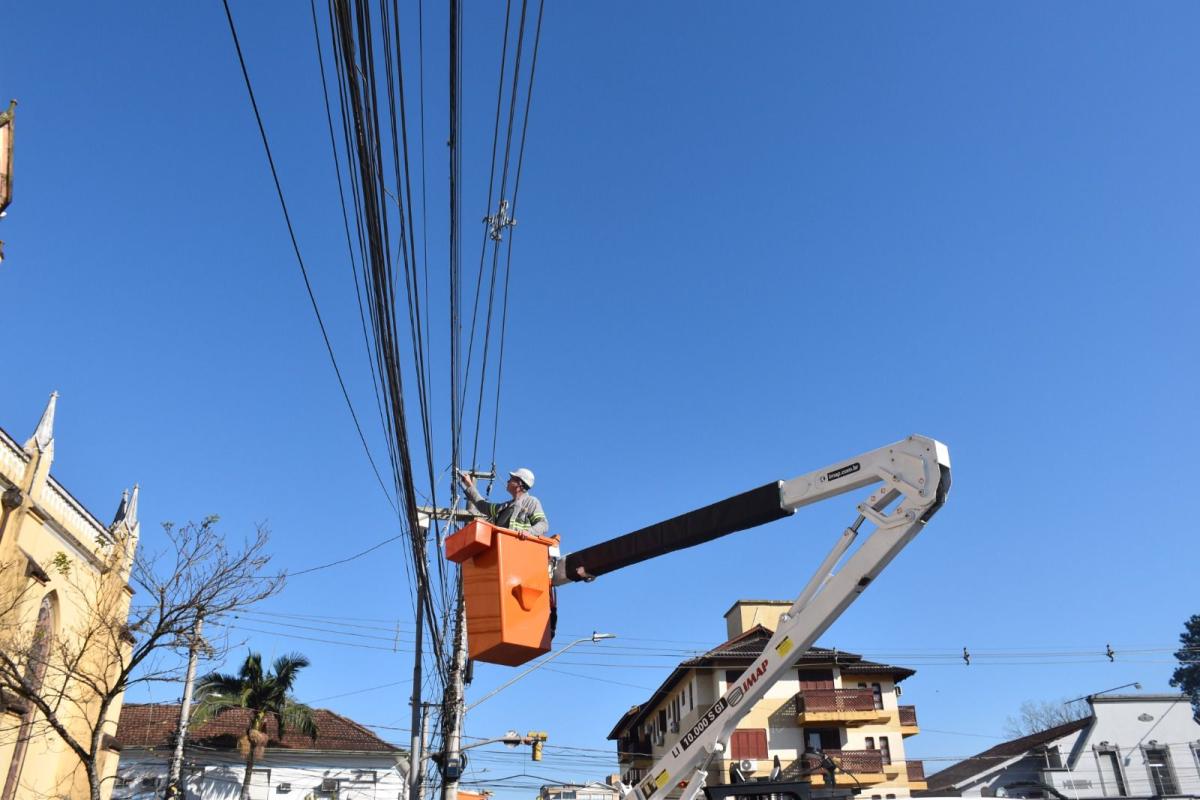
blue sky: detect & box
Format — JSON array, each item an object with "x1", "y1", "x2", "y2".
[{"x1": 3, "y1": 1, "x2": 1199, "y2": 796}]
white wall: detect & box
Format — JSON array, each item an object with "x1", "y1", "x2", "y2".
[
  {"x1": 955, "y1": 695, "x2": 1200, "y2": 799},
  {"x1": 114, "y1": 748, "x2": 408, "y2": 800}
]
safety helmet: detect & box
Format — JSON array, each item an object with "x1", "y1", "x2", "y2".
[{"x1": 508, "y1": 468, "x2": 535, "y2": 489}]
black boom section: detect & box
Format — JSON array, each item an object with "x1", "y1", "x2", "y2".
[{"x1": 562, "y1": 481, "x2": 791, "y2": 582}]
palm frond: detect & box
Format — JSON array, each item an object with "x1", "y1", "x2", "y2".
[
  {"x1": 270, "y1": 652, "x2": 311, "y2": 691},
  {"x1": 194, "y1": 671, "x2": 245, "y2": 698},
  {"x1": 238, "y1": 651, "x2": 264, "y2": 684},
  {"x1": 279, "y1": 701, "x2": 319, "y2": 741},
  {"x1": 189, "y1": 693, "x2": 244, "y2": 728}
]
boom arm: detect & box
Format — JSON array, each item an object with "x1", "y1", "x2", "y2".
[{"x1": 563, "y1": 435, "x2": 951, "y2": 800}]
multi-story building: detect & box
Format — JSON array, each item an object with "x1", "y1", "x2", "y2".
[
  {"x1": 921, "y1": 693, "x2": 1200, "y2": 798},
  {"x1": 609, "y1": 601, "x2": 928, "y2": 799},
  {"x1": 0, "y1": 392, "x2": 141, "y2": 800}
]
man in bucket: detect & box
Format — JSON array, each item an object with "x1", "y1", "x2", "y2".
[{"x1": 457, "y1": 467, "x2": 549, "y2": 538}]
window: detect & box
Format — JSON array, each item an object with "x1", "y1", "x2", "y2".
[
  {"x1": 871, "y1": 683, "x2": 884, "y2": 710},
  {"x1": 805, "y1": 728, "x2": 840, "y2": 752},
  {"x1": 731, "y1": 729, "x2": 768, "y2": 761},
  {"x1": 1096, "y1": 749, "x2": 1127, "y2": 797},
  {"x1": 1043, "y1": 746, "x2": 1064, "y2": 770},
  {"x1": 879, "y1": 736, "x2": 891, "y2": 766},
  {"x1": 797, "y1": 670, "x2": 834, "y2": 691},
  {"x1": 865, "y1": 737, "x2": 875, "y2": 750},
  {"x1": 1144, "y1": 746, "x2": 1177, "y2": 796}
]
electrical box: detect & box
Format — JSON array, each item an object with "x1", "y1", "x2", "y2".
[{"x1": 445, "y1": 520, "x2": 556, "y2": 666}]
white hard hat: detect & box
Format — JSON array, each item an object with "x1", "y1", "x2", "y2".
[{"x1": 508, "y1": 468, "x2": 535, "y2": 489}]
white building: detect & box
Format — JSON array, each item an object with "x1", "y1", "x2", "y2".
[
  {"x1": 539, "y1": 778, "x2": 623, "y2": 800},
  {"x1": 923, "y1": 694, "x2": 1200, "y2": 799},
  {"x1": 113, "y1": 704, "x2": 408, "y2": 800}
]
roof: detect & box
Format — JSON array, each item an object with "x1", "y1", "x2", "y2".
[
  {"x1": 116, "y1": 704, "x2": 400, "y2": 753},
  {"x1": 607, "y1": 625, "x2": 917, "y2": 739},
  {"x1": 923, "y1": 717, "x2": 1093, "y2": 793}
]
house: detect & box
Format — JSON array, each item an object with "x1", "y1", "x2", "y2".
[
  {"x1": 539, "y1": 777, "x2": 622, "y2": 800},
  {"x1": 0, "y1": 393, "x2": 140, "y2": 800},
  {"x1": 608, "y1": 600, "x2": 929, "y2": 799},
  {"x1": 114, "y1": 703, "x2": 408, "y2": 799},
  {"x1": 920, "y1": 694, "x2": 1200, "y2": 798}
]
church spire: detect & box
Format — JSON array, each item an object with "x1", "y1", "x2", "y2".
[
  {"x1": 110, "y1": 485, "x2": 139, "y2": 530},
  {"x1": 25, "y1": 391, "x2": 58, "y2": 453},
  {"x1": 111, "y1": 489, "x2": 129, "y2": 527},
  {"x1": 126, "y1": 484, "x2": 139, "y2": 530}
]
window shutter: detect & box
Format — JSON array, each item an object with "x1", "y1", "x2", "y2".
[{"x1": 730, "y1": 729, "x2": 768, "y2": 760}]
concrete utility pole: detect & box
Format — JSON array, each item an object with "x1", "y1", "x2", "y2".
[
  {"x1": 439, "y1": 583, "x2": 469, "y2": 800},
  {"x1": 167, "y1": 613, "x2": 204, "y2": 798},
  {"x1": 415, "y1": 702, "x2": 433, "y2": 800},
  {"x1": 409, "y1": 589, "x2": 426, "y2": 800}
]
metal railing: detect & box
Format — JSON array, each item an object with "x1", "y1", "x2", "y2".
[
  {"x1": 907, "y1": 761, "x2": 926, "y2": 782},
  {"x1": 899, "y1": 705, "x2": 918, "y2": 726},
  {"x1": 827, "y1": 748, "x2": 884, "y2": 774},
  {"x1": 796, "y1": 688, "x2": 877, "y2": 713}
]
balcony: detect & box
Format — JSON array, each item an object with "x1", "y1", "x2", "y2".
[
  {"x1": 899, "y1": 704, "x2": 919, "y2": 736},
  {"x1": 618, "y1": 735, "x2": 652, "y2": 762},
  {"x1": 803, "y1": 749, "x2": 888, "y2": 786},
  {"x1": 906, "y1": 760, "x2": 926, "y2": 789},
  {"x1": 794, "y1": 689, "x2": 889, "y2": 726}
]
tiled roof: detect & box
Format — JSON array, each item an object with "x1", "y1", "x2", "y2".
[
  {"x1": 117, "y1": 704, "x2": 400, "y2": 753},
  {"x1": 607, "y1": 625, "x2": 915, "y2": 739},
  {"x1": 923, "y1": 717, "x2": 1093, "y2": 793}
]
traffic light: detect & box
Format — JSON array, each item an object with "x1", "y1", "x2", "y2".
[{"x1": 525, "y1": 731, "x2": 548, "y2": 761}]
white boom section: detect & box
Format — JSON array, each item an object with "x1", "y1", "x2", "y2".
[{"x1": 624, "y1": 435, "x2": 951, "y2": 800}]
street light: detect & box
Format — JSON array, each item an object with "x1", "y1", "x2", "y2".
[
  {"x1": 466, "y1": 631, "x2": 617, "y2": 711},
  {"x1": 1064, "y1": 682, "x2": 1141, "y2": 705}
]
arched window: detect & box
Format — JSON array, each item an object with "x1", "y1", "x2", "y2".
[{"x1": 1, "y1": 592, "x2": 58, "y2": 800}]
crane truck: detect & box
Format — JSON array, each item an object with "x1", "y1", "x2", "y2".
[{"x1": 448, "y1": 435, "x2": 951, "y2": 800}]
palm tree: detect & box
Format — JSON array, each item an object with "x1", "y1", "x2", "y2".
[{"x1": 192, "y1": 652, "x2": 318, "y2": 800}]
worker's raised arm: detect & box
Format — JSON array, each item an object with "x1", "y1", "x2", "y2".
[{"x1": 459, "y1": 472, "x2": 498, "y2": 517}]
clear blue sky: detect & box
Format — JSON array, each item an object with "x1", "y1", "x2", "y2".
[{"x1": 3, "y1": 2, "x2": 1199, "y2": 796}]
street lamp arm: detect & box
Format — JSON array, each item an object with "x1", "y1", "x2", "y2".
[{"x1": 466, "y1": 632, "x2": 615, "y2": 712}]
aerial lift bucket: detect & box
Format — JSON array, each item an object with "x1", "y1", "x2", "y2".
[{"x1": 444, "y1": 520, "x2": 557, "y2": 666}]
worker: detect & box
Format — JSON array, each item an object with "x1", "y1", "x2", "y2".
[
  {"x1": 457, "y1": 467, "x2": 549, "y2": 537},
  {"x1": 458, "y1": 466, "x2": 556, "y2": 637}
]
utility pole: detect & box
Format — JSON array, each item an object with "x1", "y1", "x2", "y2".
[
  {"x1": 166, "y1": 613, "x2": 204, "y2": 798},
  {"x1": 439, "y1": 580, "x2": 469, "y2": 800},
  {"x1": 415, "y1": 702, "x2": 433, "y2": 800},
  {"x1": 408, "y1": 590, "x2": 425, "y2": 800}
]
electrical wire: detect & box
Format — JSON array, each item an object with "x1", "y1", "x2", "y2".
[{"x1": 221, "y1": 0, "x2": 394, "y2": 512}]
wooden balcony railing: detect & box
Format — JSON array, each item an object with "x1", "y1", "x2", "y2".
[
  {"x1": 827, "y1": 748, "x2": 884, "y2": 774},
  {"x1": 899, "y1": 705, "x2": 918, "y2": 726},
  {"x1": 907, "y1": 761, "x2": 926, "y2": 782},
  {"x1": 796, "y1": 688, "x2": 877, "y2": 713},
  {"x1": 619, "y1": 737, "x2": 652, "y2": 758}
]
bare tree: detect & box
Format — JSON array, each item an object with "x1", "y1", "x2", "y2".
[
  {"x1": 1002, "y1": 698, "x2": 1091, "y2": 738},
  {"x1": 0, "y1": 516, "x2": 282, "y2": 800}
]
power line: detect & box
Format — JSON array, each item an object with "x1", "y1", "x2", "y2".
[{"x1": 221, "y1": 0, "x2": 395, "y2": 513}]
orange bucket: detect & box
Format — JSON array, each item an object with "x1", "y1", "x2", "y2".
[{"x1": 445, "y1": 520, "x2": 556, "y2": 666}]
